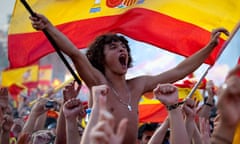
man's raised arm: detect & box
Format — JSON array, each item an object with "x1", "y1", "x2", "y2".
[{"x1": 30, "y1": 13, "x2": 105, "y2": 88}]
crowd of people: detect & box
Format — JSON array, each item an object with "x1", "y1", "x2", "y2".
[{"x1": 0, "y1": 12, "x2": 239, "y2": 144}]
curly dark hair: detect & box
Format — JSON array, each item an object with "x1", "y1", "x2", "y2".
[{"x1": 86, "y1": 33, "x2": 133, "y2": 74}]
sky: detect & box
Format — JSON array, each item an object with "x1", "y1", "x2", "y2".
[
  {"x1": 1, "y1": 0, "x2": 239, "y2": 87},
  {"x1": 0, "y1": 0, "x2": 15, "y2": 30}
]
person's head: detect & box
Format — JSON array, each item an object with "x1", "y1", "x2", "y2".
[
  {"x1": 86, "y1": 33, "x2": 133, "y2": 74},
  {"x1": 138, "y1": 123, "x2": 159, "y2": 144}
]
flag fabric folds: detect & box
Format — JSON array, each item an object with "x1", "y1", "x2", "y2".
[{"x1": 8, "y1": 0, "x2": 240, "y2": 68}]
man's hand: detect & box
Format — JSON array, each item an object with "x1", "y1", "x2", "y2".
[
  {"x1": 63, "y1": 98, "x2": 85, "y2": 120},
  {"x1": 209, "y1": 28, "x2": 229, "y2": 47},
  {"x1": 199, "y1": 117, "x2": 211, "y2": 144},
  {"x1": 29, "y1": 13, "x2": 52, "y2": 31},
  {"x1": 153, "y1": 83, "x2": 178, "y2": 105},
  {"x1": 92, "y1": 85, "x2": 109, "y2": 107},
  {"x1": 1, "y1": 114, "x2": 13, "y2": 132},
  {"x1": 182, "y1": 98, "x2": 197, "y2": 121},
  {"x1": 31, "y1": 98, "x2": 49, "y2": 117},
  {"x1": 63, "y1": 81, "x2": 81, "y2": 103},
  {"x1": 206, "y1": 80, "x2": 216, "y2": 97}
]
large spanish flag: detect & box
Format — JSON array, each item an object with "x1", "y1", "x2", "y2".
[{"x1": 8, "y1": 0, "x2": 240, "y2": 68}]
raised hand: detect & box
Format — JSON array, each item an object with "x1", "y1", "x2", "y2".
[
  {"x1": 209, "y1": 28, "x2": 229, "y2": 47},
  {"x1": 199, "y1": 117, "x2": 211, "y2": 144},
  {"x1": 1, "y1": 114, "x2": 14, "y2": 132},
  {"x1": 63, "y1": 81, "x2": 81, "y2": 103},
  {"x1": 31, "y1": 98, "x2": 49, "y2": 117},
  {"x1": 89, "y1": 85, "x2": 128, "y2": 144},
  {"x1": 91, "y1": 84, "x2": 109, "y2": 107},
  {"x1": 29, "y1": 13, "x2": 52, "y2": 31},
  {"x1": 206, "y1": 80, "x2": 216, "y2": 97},
  {"x1": 63, "y1": 98, "x2": 85, "y2": 120},
  {"x1": 153, "y1": 83, "x2": 178, "y2": 106},
  {"x1": 182, "y1": 98, "x2": 197, "y2": 120}
]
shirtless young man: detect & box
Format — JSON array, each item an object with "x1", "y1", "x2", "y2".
[{"x1": 30, "y1": 13, "x2": 229, "y2": 144}]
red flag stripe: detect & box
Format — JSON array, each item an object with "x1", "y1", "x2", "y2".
[
  {"x1": 138, "y1": 104, "x2": 167, "y2": 123},
  {"x1": 8, "y1": 8, "x2": 224, "y2": 68}
]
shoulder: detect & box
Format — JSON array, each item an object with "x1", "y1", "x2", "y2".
[{"x1": 127, "y1": 75, "x2": 150, "y2": 90}]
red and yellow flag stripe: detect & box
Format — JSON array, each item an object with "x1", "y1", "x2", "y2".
[{"x1": 8, "y1": 0, "x2": 240, "y2": 68}]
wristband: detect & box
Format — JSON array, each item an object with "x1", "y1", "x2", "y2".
[{"x1": 166, "y1": 103, "x2": 180, "y2": 111}]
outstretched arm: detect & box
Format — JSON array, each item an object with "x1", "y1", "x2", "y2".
[
  {"x1": 81, "y1": 85, "x2": 109, "y2": 144},
  {"x1": 55, "y1": 81, "x2": 81, "y2": 144},
  {"x1": 63, "y1": 98, "x2": 85, "y2": 144},
  {"x1": 30, "y1": 13, "x2": 105, "y2": 88},
  {"x1": 142, "y1": 28, "x2": 229, "y2": 93},
  {"x1": 183, "y1": 98, "x2": 197, "y2": 143},
  {"x1": 21, "y1": 98, "x2": 48, "y2": 134}
]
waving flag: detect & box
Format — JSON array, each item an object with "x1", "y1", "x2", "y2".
[
  {"x1": 8, "y1": 0, "x2": 240, "y2": 68},
  {"x1": 38, "y1": 65, "x2": 53, "y2": 85},
  {"x1": 1, "y1": 65, "x2": 39, "y2": 87}
]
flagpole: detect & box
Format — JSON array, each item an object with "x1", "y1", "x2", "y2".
[
  {"x1": 186, "y1": 23, "x2": 240, "y2": 99},
  {"x1": 187, "y1": 65, "x2": 211, "y2": 99},
  {"x1": 20, "y1": 0, "x2": 82, "y2": 85}
]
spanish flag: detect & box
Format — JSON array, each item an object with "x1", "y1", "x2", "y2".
[
  {"x1": 1, "y1": 65, "x2": 39, "y2": 87},
  {"x1": 138, "y1": 88, "x2": 202, "y2": 123},
  {"x1": 38, "y1": 65, "x2": 53, "y2": 86},
  {"x1": 139, "y1": 94, "x2": 167, "y2": 123},
  {"x1": 8, "y1": 0, "x2": 240, "y2": 68}
]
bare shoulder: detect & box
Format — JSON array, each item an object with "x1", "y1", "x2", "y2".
[
  {"x1": 127, "y1": 72, "x2": 176, "y2": 94},
  {"x1": 127, "y1": 75, "x2": 148, "y2": 84},
  {"x1": 127, "y1": 75, "x2": 150, "y2": 91}
]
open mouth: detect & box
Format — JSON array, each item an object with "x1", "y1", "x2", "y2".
[{"x1": 119, "y1": 54, "x2": 127, "y2": 66}]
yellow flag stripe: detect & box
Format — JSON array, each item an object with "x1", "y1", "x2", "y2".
[
  {"x1": 9, "y1": 0, "x2": 240, "y2": 34},
  {"x1": 1, "y1": 65, "x2": 39, "y2": 87}
]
